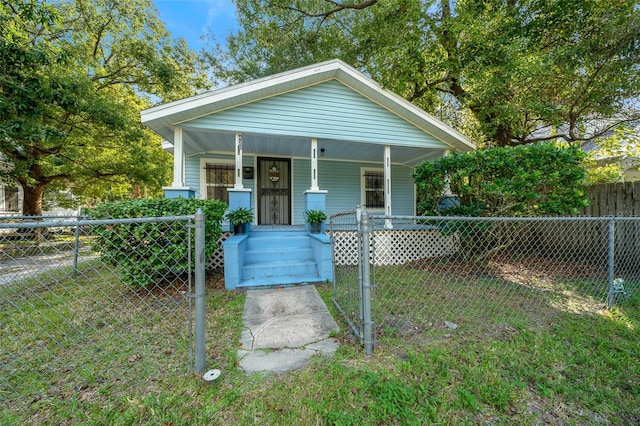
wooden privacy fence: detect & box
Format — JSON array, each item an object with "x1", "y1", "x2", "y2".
[
  {"x1": 533, "y1": 182, "x2": 640, "y2": 272},
  {"x1": 581, "y1": 181, "x2": 640, "y2": 217}
]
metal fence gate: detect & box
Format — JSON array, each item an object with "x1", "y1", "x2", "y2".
[{"x1": 330, "y1": 210, "x2": 640, "y2": 353}]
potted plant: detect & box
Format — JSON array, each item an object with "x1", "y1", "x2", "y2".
[
  {"x1": 304, "y1": 209, "x2": 327, "y2": 234},
  {"x1": 226, "y1": 207, "x2": 253, "y2": 234}
]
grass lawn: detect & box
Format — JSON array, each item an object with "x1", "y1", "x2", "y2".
[{"x1": 1, "y1": 263, "x2": 639, "y2": 425}]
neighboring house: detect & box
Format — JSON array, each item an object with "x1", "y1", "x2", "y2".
[
  {"x1": 141, "y1": 59, "x2": 475, "y2": 289},
  {"x1": 0, "y1": 183, "x2": 79, "y2": 217},
  {"x1": 0, "y1": 158, "x2": 20, "y2": 216},
  {"x1": 0, "y1": 155, "x2": 79, "y2": 217},
  {"x1": 0, "y1": 183, "x2": 21, "y2": 216},
  {"x1": 582, "y1": 124, "x2": 640, "y2": 182}
]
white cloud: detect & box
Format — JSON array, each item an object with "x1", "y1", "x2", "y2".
[{"x1": 203, "y1": 0, "x2": 237, "y2": 36}]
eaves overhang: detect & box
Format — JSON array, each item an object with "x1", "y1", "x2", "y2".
[{"x1": 141, "y1": 59, "x2": 475, "y2": 153}]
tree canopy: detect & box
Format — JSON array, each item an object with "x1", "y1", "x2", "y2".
[
  {"x1": 0, "y1": 0, "x2": 209, "y2": 215},
  {"x1": 206, "y1": 0, "x2": 640, "y2": 148}
]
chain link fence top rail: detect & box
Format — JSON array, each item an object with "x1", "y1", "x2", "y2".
[
  {"x1": 331, "y1": 213, "x2": 640, "y2": 351},
  {"x1": 0, "y1": 215, "x2": 199, "y2": 419}
]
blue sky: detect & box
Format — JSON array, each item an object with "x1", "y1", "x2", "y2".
[{"x1": 153, "y1": 0, "x2": 239, "y2": 52}]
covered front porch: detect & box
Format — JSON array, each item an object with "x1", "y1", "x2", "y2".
[{"x1": 140, "y1": 59, "x2": 474, "y2": 289}]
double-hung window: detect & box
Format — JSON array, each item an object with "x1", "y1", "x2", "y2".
[
  {"x1": 362, "y1": 168, "x2": 384, "y2": 210},
  {"x1": 201, "y1": 160, "x2": 234, "y2": 203}
]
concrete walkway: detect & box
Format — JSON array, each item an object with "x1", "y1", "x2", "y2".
[{"x1": 237, "y1": 285, "x2": 339, "y2": 374}]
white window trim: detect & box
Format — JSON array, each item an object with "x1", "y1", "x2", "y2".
[
  {"x1": 199, "y1": 158, "x2": 235, "y2": 201},
  {"x1": 360, "y1": 167, "x2": 385, "y2": 213}
]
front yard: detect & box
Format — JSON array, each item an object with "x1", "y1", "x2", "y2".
[{"x1": 1, "y1": 259, "x2": 639, "y2": 425}]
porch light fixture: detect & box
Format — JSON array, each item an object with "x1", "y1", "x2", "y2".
[{"x1": 320, "y1": 148, "x2": 325, "y2": 157}]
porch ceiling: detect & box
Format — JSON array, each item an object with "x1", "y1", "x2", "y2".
[{"x1": 180, "y1": 129, "x2": 445, "y2": 167}]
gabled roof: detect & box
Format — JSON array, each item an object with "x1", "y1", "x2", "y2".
[{"x1": 141, "y1": 59, "x2": 475, "y2": 152}]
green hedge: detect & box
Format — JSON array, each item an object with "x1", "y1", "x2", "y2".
[
  {"x1": 414, "y1": 144, "x2": 588, "y2": 217},
  {"x1": 86, "y1": 198, "x2": 227, "y2": 287}
]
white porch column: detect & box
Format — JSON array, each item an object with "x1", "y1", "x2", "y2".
[
  {"x1": 172, "y1": 127, "x2": 184, "y2": 187},
  {"x1": 310, "y1": 138, "x2": 319, "y2": 191},
  {"x1": 305, "y1": 137, "x2": 327, "y2": 228},
  {"x1": 384, "y1": 145, "x2": 392, "y2": 216},
  {"x1": 384, "y1": 145, "x2": 392, "y2": 228},
  {"x1": 234, "y1": 132, "x2": 244, "y2": 189},
  {"x1": 443, "y1": 149, "x2": 452, "y2": 196}
]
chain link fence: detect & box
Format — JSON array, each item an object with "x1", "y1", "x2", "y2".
[
  {"x1": 330, "y1": 212, "x2": 640, "y2": 352},
  {"x1": 0, "y1": 214, "x2": 205, "y2": 418},
  {"x1": 329, "y1": 209, "x2": 363, "y2": 345}
]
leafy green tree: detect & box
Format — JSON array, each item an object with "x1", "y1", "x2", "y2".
[
  {"x1": 0, "y1": 0, "x2": 208, "y2": 216},
  {"x1": 207, "y1": 0, "x2": 640, "y2": 147},
  {"x1": 583, "y1": 126, "x2": 640, "y2": 185},
  {"x1": 413, "y1": 144, "x2": 588, "y2": 217}
]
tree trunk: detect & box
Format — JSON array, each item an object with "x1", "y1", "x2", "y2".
[
  {"x1": 492, "y1": 125, "x2": 516, "y2": 147},
  {"x1": 20, "y1": 182, "x2": 46, "y2": 217}
]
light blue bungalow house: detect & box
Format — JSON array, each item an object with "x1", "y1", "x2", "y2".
[{"x1": 141, "y1": 59, "x2": 475, "y2": 289}]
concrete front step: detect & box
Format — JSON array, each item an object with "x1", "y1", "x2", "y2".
[
  {"x1": 242, "y1": 259, "x2": 319, "y2": 280},
  {"x1": 240, "y1": 230, "x2": 320, "y2": 287},
  {"x1": 246, "y1": 234, "x2": 311, "y2": 251},
  {"x1": 236, "y1": 275, "x2": 325, "y2": 288},
  {"x1": 244, "y1": 247, "x2": 315, "y2": 263}
]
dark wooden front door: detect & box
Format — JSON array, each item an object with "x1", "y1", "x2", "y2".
[{"x1": 257, "y1": 157, "x2": 291, "y2": 225}]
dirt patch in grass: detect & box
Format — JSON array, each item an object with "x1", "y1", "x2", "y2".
[
  {"x1": 411, "y1": 253, "x2": 606, "y2": 286},
  {"x1": 371, "y1": 252, "x2": 622, "y2": 344}
]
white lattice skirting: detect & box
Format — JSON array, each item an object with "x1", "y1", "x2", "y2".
[
  {"x1": 209, "y1": 229, "x2": 459, "y2": 270},
  {"x1": 330, "y1": 229, "x2": 459, "y2": 266},
  {"x1": 207, "y1": 232, "x2": 233, "y2": 271}
]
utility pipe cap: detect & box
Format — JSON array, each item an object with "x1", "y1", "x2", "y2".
[{"x1": 203, "y1": 369, "x2": 221, "y2": 382}]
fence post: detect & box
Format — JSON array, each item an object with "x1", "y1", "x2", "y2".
[
  {"x1": 194, "y1": 209, "x2": 206, "y2": 373},
  {"x1": 607, "y1": 218, "x2": 615, "y2": 309},
  {"x1": 360, "y1": 209, "x2": 373, "y2": 355},
  {"x1": 356, "y1": 206, "x2": 363, "y2": 335},
  {"x1": 73, "y1": 215, "x2": 81, "y2": 278}
]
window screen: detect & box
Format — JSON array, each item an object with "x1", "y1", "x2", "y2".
[
  {"x1": 205, "y1": 164, "x2": 234, "y2": 203},
  {"x1": 364, "y1": 170, "x2": 384, "y2": 209}
]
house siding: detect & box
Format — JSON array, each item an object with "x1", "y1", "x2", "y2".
[
  {"x1": 188, "y1": 155, "x2": 415, "y2": 223},
  {"x1": 184, "y1": 80, "x2": 445, "y2": 149},
  {"x1": 186, "y1": 154, "x2": 255, "y2": 200},
  {"x1": 293, "y1": 158, "x2": 310, "y2": 224},
  {"x1": 185, "y1": 155, "x2": 204, "y2": 197},
  {"x1": 294, "y1": 158, "x2": 415, "y2": 224}
]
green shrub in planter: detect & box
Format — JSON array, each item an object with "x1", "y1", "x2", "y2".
[
  {"x1": 226, "y1": 207, "x2": 253, "y2": 234},
  {"x1": 304, "y1": 209, "x2": 327, "y2": 224},
  {"x1": 86, "y1": 198, "x2": 227, "y2": 287},
  {"x1": 226, "y1": 207, "x2": 254, "y2": 225},
  {"x1": 304, "y1": 209, "x2": 327, "y2": 233}
]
